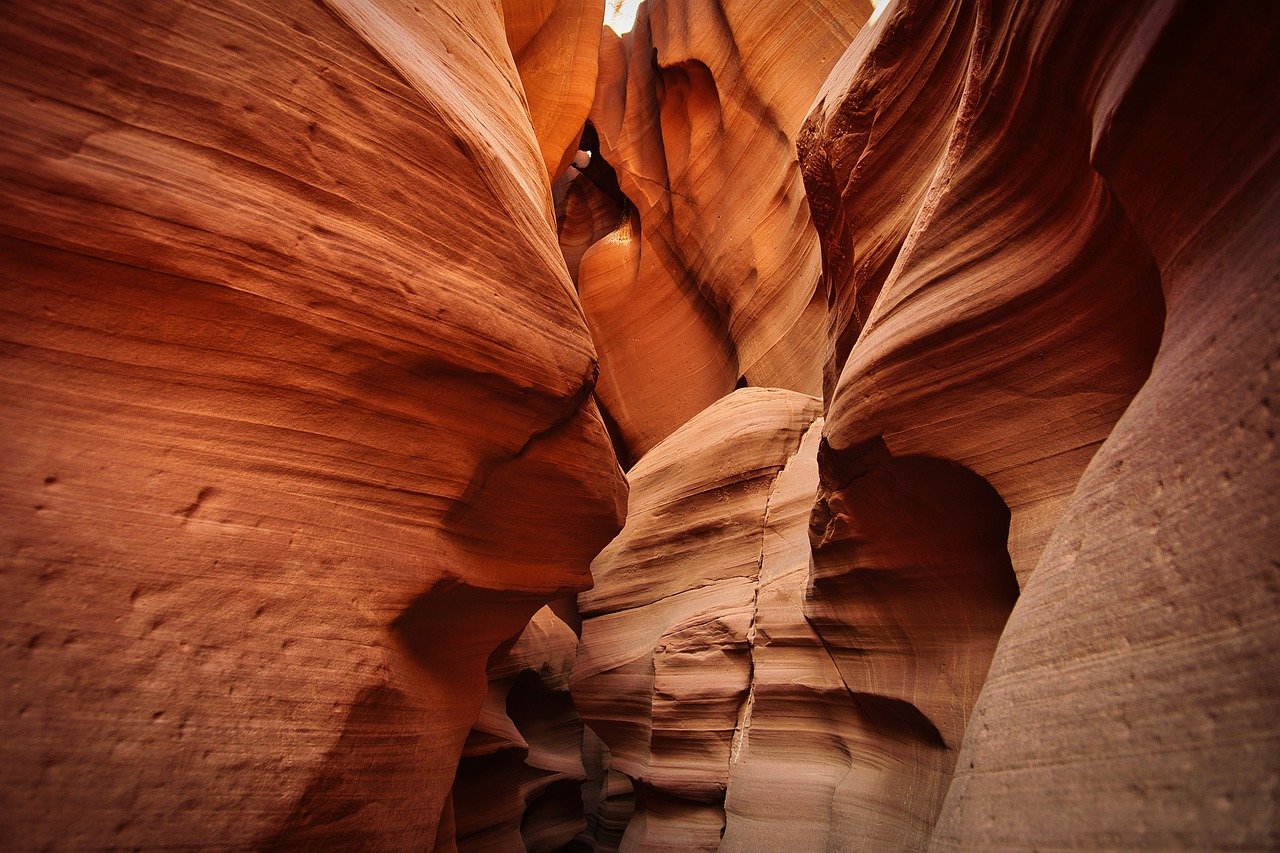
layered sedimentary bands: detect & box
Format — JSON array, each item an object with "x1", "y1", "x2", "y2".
[{"x1": 1, "y1": 0, "x2": 1276, "y2": 850}]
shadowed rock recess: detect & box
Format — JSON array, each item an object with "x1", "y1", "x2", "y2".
[{"x1": 0, "y1": 0, "x2": 1276, "y2": 849}]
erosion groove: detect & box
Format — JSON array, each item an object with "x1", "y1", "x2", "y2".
[{"x1": 0, "y1": 0, "x2": 1276, "y2": 850}]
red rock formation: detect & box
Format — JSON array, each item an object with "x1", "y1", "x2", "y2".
[
  {"x1": 934, "y1": 4, "x2": 1280, "y2": 847},
  {"x1": 2, "y1": 0, "x2": 1277, "y2": 848},
  {"x1": 0, "y1": 0, "x2": 623, "y2": 847},
  {"x1": 575, "y1": 0, "x2": 872, "y2": 460},
  {"x1": 798, "y1": 0, "x2": 1278, "y2": 847},
  {"x1": 573, "y1": 388, "x2": 824, "y2": 847},
  {"x1": 800, "y1": 0, "x2": 1165, "y2": 583},
  {"x1": 504, "y1": 0, "x2": 605, "y2": 180}
]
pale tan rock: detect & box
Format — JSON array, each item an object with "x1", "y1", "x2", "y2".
[
  {"x1": 717, "y1": 419, "x2": 866, "y2": 849},
  {"x1": 575, "y1": 385, "x2": 1004, "y2": 850},
  {"x1": 0, "y1": 0, "x2": 624, "y2": 847},
  {"x1": 719, "y1": 417, "x2": 1002, "y2": 851}
]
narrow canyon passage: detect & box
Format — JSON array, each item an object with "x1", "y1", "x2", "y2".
[{"x1": 0, "y1": 0, "x2": 1276, "y2": 850}]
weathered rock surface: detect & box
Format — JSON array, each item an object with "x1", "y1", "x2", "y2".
[
  {"x1": 572, "y1": 390, "x2": 1018, "y2": 850},
  {"x1": 800, "y1": 0, "x2": 1165, "y2": 584},
  {"x1": 933, "y1": 3, "x2": 1280, "y2": 847},
  {"x1": 575, "y1": 388, "x2": 832, "y2": 847},
  {"x1": 722, "y1": 412, "x2": 966, "y2": 851},
  {"x1": 2, "y1": 0, "x2": 1277, "y2": 848},
  {"x1": 574, "y1": 0, "x2": 872, "y2": 460},
  {"x1": 0, "y1": 0, "x2": 623, "y2": 847}
]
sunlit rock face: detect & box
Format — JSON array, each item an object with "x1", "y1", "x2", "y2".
[
  {"x1": 503, "y1": 0, "x2": 606, "y2": 180},
  {"x1": 0, "y1": 0, "x2": 624, "y2": 847},
  {"x1": 1, "y1": 0, "x2": 1277, "y2": 849},
  {"x1": 571, "y1": 0, "x2": 873, "y2": 461}
]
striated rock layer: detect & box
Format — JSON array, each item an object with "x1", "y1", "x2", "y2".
[
  {"x1": 503, "y1": 0, "x2": 605, "y2": 180},
  {"x1": 2, "y1": 0, "x2": 1278, "y2": 848},
  {"x1": 0, "y1": 0, "x2": 624, "y2": 847},
  {"x1": 573, "y1": 0, "x2": 872, "y2": 460},
  {"x1": 933, "y1": 3, "x2": 1280, "y2": 847},
  {"x1": 800, "y1": 0, "x2": 1166, "y2": 584},
  {"x1": 798, "y1": 0, "x2": 1279, "y2": 847},
  {"x1": 573, "y1": 389, "x2": 821, "y2": 847},
  {"x1": 571, "y1": 387, "x2": 980, "y2": 850}
]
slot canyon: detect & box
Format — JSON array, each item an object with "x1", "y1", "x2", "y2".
[{"x1": 1, "y1": 0, "x2": 1277, "y2": 849}]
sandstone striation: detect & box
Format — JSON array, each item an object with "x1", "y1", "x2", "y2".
[
  {"x1": 800, "y1": 0, "x2": 1166, "y2": 584},
  {"x1": 503, "y1": 0, "x2": 605, "y2": 180},
  {"x1": 933, "y1": 4, "x2": 1280, "y2": 847},
  {"x1": 573, "y1": 388, "x2": 822, "y2": 847},
  {"x1": 797, "y1": 0, "x2": 1278, "y2": 847},
  {"x1": 0, "y1": 0, "x2": 623, "y2": 847},
  {"x1": 571, "y1": 0, "x2": 872, "y2": 461},
  {"x1": 1, "y1": 0, "x2": 1277, "y2": 849}
]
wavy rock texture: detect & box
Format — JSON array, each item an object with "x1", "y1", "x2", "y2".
[
  {"x1": 934, "y1": 4, "x2": 1280, "y2": 848},
  {"x1": 1, "y1": 0, "x2": 1277, "y2": 849},
  {"x1": 503, "y1": 0, "x2": 605, "y2": 180},
  {"x1": 574, "y1": 388, "x2": 829, "y2": 848},
  {"x1": 452, "y1": 605, "x2": 592, "y2": 851},
  {"x1": 801, "y1": 0, "x2": 1166, "y2": 585},
  {"x1": 557, "y1": 144, "x2": 626, "y2": 287},
  {"x1": 798, "y1": 0, "x2": 1279, "y2": 847},
  {"x1": 722, "y1": 416, "x2": 972, "y2": 851},
  {"x1": 0, "y1": 0, "x2": 624, "y2": 847},
  {"x1": 574, "y1": 0, "x2": 872, "y2": 461}
]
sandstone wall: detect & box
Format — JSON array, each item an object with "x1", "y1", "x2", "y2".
[
  {"x1": 572, "y1": 0, "x2": 1277, "y2": 849},
  {"x1": 0, "y1": 1, "x2": 624, "y2": 847},
  {"x1": 1, "y1": 0, "x2": 1276, "y2": 849}
]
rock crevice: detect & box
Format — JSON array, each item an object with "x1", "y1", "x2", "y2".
[{"x1": 0, "y1": 0, "x2": 1276, "y2": 850}]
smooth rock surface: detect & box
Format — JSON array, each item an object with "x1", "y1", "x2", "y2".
[
  {"x1": 577, "y1": 0, "x2": 872, "y2": 460},
  {"x1": 0, "y1": 0, "x2": 624, "y2": 847},
  {"x1": 933, "y1": 3, "x2": 1280, "y2": 847},
  {"x1": 801, "y1": 0, "x2": 1166, "y2": 583},
  {"x1": 504, "y1": 0, "x2": 605, "y2": 180},
  {"x1": 2, "y1": 0, "x2": 1278, "y2": 848}
]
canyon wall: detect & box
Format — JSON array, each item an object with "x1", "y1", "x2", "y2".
[
  {"x1": 570, "y1": 0, "x2": 1278, "y2": 848},
  {"x1": 0, "y1": 0, "x2": 624, "y2": 847},
  {"x1": 933, "y1": 3, "x2": 1280, "y2": 846},
  {"x1": 574, "y1": 0, "x2": 872, "y2": 460},
  {"x1": 1, "y1": 0, "x2": 1276, "y2": 849}
]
